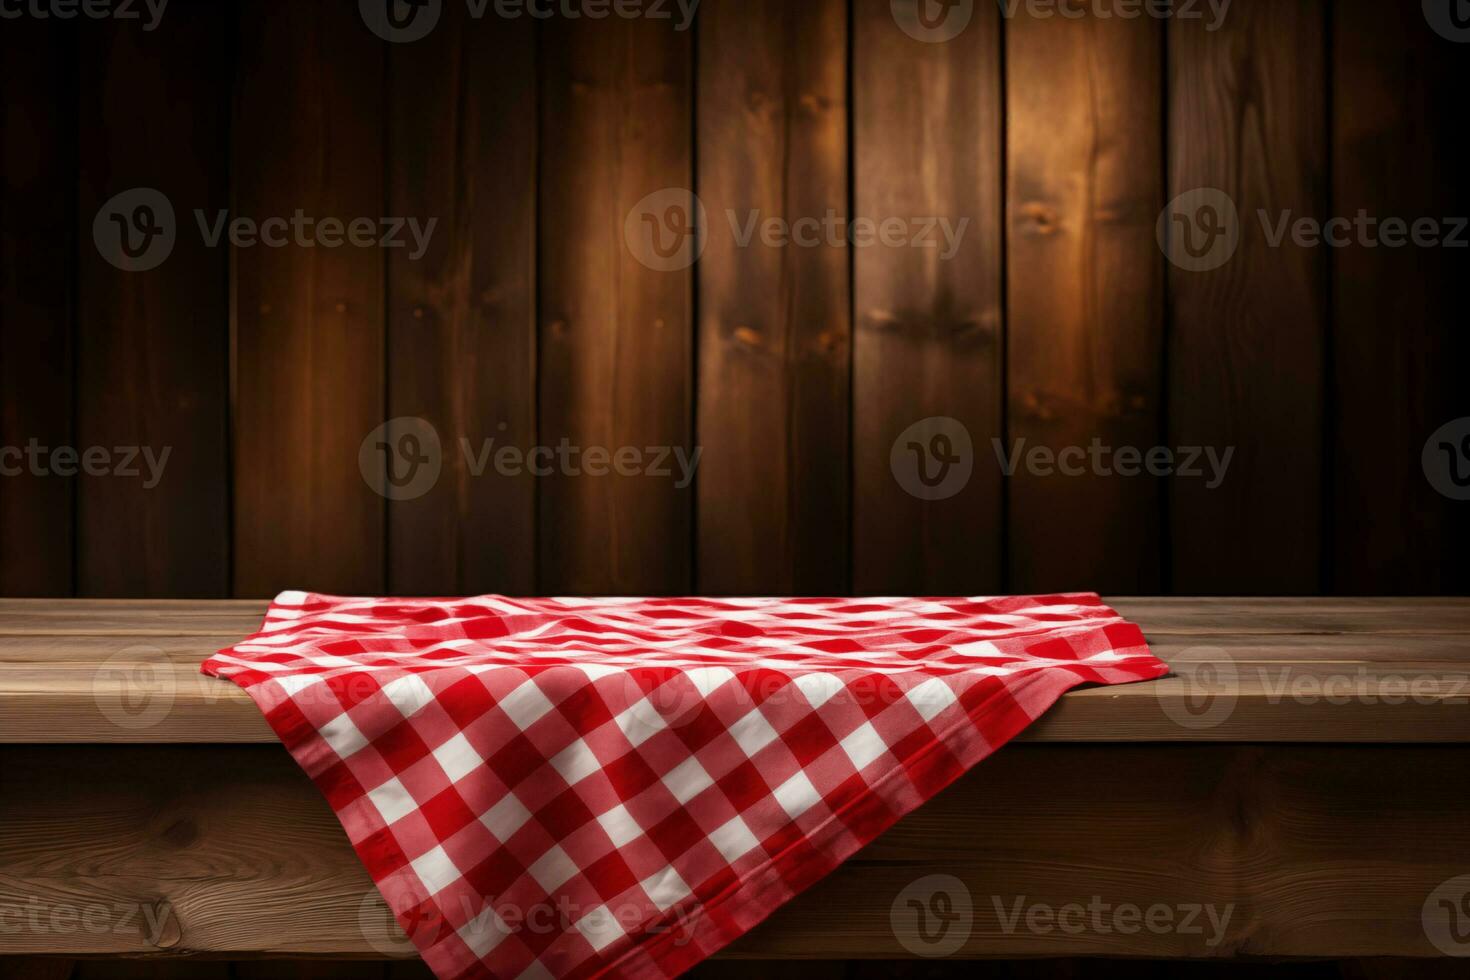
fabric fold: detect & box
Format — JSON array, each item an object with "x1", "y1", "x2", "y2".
[{"x1": 204, "y1": 592, "x2": 1167, "y2": 979}]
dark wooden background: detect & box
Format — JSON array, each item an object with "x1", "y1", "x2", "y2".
[{"x1": 0, "y1": 0, "x2": 1463, "y2": 601}]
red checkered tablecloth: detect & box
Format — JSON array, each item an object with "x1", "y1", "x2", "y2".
[{"x1": 203, "y1": 592, "x2": 1167, "y2": 979}]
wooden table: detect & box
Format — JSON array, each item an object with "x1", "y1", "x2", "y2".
[{"x1": 2, "y1": 599, "x2": 1468, "y2": 963}]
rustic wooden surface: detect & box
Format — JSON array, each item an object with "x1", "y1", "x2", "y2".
[
  {"x1": 1, "y1": 0, "x2": 1463, "y2": 604},
  {"x1": 537, "y1": 12, "x2": 694, "y2": 595},
  {"x1": 75, "y1": 6, "x2": 232, "y2": 599},
  {"x1": 1, "y1": 743, "x2": 1466, "y2": 959},
  {"x1": 1167, "y1": 0, "x2": 1327, "y2": 593},
  {"x1": 0, "y1": 599, "x2": 1467, "y2": 744},
  {"x1": 4, "y1": 958, "x2": 1467, "y2": 979},
  {"x1": 696, "y1": 0, "x2": 851, "y2": 597},
  {"x1": 1005, "y1": 7, "x2": 1164, "y2": 596},
  {"x1": 851, "y1": 0, "x2": 1005, "y2": 596},
  {"x1": 384, "y1": 2, "x2": 537, "y2": 598},
  {"x1": 231, "y1": 1, "x2": 386, "y2": 598},
  {"x1": 0, "y1": 19, "x2": 75, "y2": 599},
  {"x1": 1329, "y1": 0, "x2": 1468, "y2": 595}
]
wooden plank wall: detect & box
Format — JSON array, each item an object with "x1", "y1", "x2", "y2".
[
  {"x1": 76, "y1": 4, "x2": 233, "y2": 598},
  {"x1": 0, "y1": 0, "x2": 1462, "y2": 600}
]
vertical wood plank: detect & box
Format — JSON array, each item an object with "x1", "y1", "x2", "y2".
[
  {"x1": 233, "y1": 2, "x2": 386, "y2": 598},
  {"x1": 1167, "y1": 0, "x2": 1327, "y2": 594},
  {"x1": 76, "y1": 4, "x2": 231, "y2": 597},
  {"x1": 1331, "y1": 0, "x2": 1469, "y2": 594},
  {"x1": 0, "y1": 21, "x2": 73, "y2": 598},
  {"x1": 386, "y1": 5, "x2": 537, "y2": 597},
  {"x1": 852, "y1": 0, "x2": 1005, "y2": 595},
  {"x1": 1005, "y1": 10, "x2": 1164, "y2": 594},
  {"x1": 539, "y1": 13, "x2": 694, "y2": 595},
  {"x1": 696, "y1": 0, "x2": 850, "y2": 596}
]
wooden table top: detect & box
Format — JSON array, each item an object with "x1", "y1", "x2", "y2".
[{"x1": 1, "y1": 598, "x2": 1467, "y2": 744}]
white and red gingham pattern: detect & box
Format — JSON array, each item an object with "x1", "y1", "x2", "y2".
[{"x1": 204, "y1": 592, "x2": 1167, "y2": 979}]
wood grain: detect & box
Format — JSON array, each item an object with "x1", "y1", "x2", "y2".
[
  {"x1": 696, "y1": 0, "x2": 851, "y2": 595},
  {"x1": 1167, "y1": 0, "x2": 1328, "y2": 594},
  {"x1": 4, "y1": 597, "x2": 1469, "y2": 638},
  {"x1": 4, "y1": 599, "x2": 1468, "y2": 744},
  {"x1": 1005, "y1": 10, "x2": 1165, "y2": 594},
  {"x1": 385, "y1": 3, "x2": 537, "y2": 597},
  {"x1": 852, "y1": 0, "x2": 1005, "y2": 595},
  {"x1": 232, "y1": 2, "x2": 386, "y2": 598},
  {"x1": 75, "y1": 7, "x2": 232, "y2": 598},
  {"x1": 2, "y1": 744, "x2": 1465, "y2": 958},
  {"x1": 1330, "y1": 0, "x2": 1470, "y2": 595},
  {"x1": 0, "y1": 19, "x2": 74, "y2": 599},
  {"x1": 538, "y1": 13, "x2": 694, "y2": 595}
]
